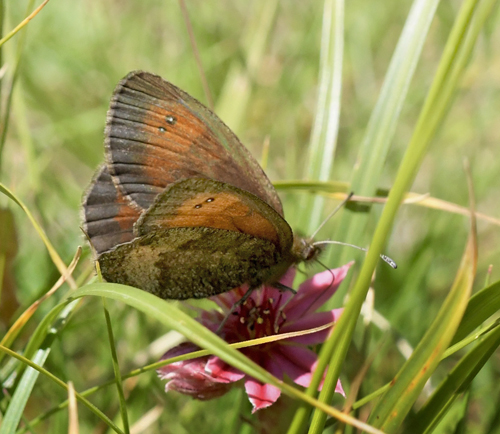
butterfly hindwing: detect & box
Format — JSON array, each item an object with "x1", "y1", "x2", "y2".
[
  {"x1": 98, "y1": 227, "x2": 288, "y2": 299},
  {"x1": 83, "y1": 165, "x2": 141, "y2": 253},
  {"x1": 136, "y1": 178, "x2": 293, "y2": 252}
]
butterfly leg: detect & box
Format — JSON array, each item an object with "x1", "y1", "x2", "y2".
[
  {"x1": 272, "y1": 281, "x2": 297, "y2": 295},
  {"x1": 271, "y1": 283, "x2": 297, "y2": 333},
  {"x1": 215, "y1": 286, "x2": 256, "y2": 334}
]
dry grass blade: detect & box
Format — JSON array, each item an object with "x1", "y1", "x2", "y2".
[
  {"x1": 0, "y1": 0, "x2": 50, "y2": 47},
  {"x1": 0, "y1": 183, "x2": 76, "y2": 288},
  {"x1": 67, "y1": 381, "x2": 79, "y2": 434},
  {"x1": 0, "y1": 247, "x2": 81, "y2": 350},
  {"x1": 130, "y1": 406, "x2": 163, "y2": 434},
  {"x1": 352, "y1": 192, "x2": 500, "y2": 226}
]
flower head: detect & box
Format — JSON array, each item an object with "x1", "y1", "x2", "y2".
[{"x1": 158, "y1": 263, "x2": 352, "y2": 411}]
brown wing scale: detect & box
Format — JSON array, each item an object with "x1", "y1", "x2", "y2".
[
  {"x1": 83, "y1": 165, "x2": 141, "y2": 253},
  {"x1": 105, "y1": 71, "x2": 283, "y2": 213},
  {"x1": 136, "y1": 178, "x2": 292, "y2": 251},
  {"x1": 98, "y1": 227, "x2": 292, "y2": 299}
]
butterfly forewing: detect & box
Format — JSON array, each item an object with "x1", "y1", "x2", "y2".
[{"x1": 105, "y1": 71, "x2": 283, "y2": 214}]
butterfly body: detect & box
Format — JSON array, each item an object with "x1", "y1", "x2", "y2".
[{"x1": 83, "y1": 71, "x2": 319, "y2": 300}]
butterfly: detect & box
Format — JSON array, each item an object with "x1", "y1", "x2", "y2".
[{"x1": 83, "y1": 71, "x2": 320, "y2": 300}]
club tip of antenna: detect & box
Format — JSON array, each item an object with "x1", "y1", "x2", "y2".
[{"x1": 380, "y1": 254, "x2": 397, "y2": 269}]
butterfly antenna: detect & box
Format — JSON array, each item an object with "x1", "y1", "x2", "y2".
[
  {"x1": 313, "y1": 240, "x2": 398, "y2": 269},
  {"x1": 310, "y1": 192, "x2": 354, "y2": 240}
]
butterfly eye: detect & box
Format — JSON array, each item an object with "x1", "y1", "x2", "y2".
[
  {"x1": 194, "y1": 204, "x2": 202, "y2": 209},
  {"x1": 158, "y1": 127, "x2": 166, "y2": 133},
  {"x1": 165, "y1": 115, "x2": 177, "y2": 125},
  {"x1": 205, "y1": 198, "x2": 215, "y2": 203}
]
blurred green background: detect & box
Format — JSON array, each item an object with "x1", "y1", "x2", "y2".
[{"x1": 1, "y1": 0, "x2": 500, "y2": 432}]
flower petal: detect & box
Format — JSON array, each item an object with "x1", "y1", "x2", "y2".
[
  {"x1": 206, "y1": 357, "x2": 245, "y2": 382},
  {"x1": 279, "y1": 267, "x2": 297, "y2": 289},
  {"x1": 284, "y1": 262, "x2": 353, "y2": 318},
  {"x1": 164, "y1": 375, "x2": 232, "y2": 400},
  {"x1": 157, "y1": 343, "x2": 234, "y2": 400},
  {"x1": 280, "y1": 310, "x2": 342, "y2": 345},
  {"x1": 158, "y1": 342, "x2": 201, "y2": 367},
  {"x1": 209, "y1": 285, "x2": 249, "y2": 311},
  {"x1": 272, "y1": 346, "x2": 344, "y2": 396},
  {"x1": 335, "y1": 379, "x2": 345, "y2": 397},
  {"x1": 245, "y1": 378, "x2": 281, "y2": 412},
  {"x1": 272, "y1": 345, "x2": 319, "y2": 388}
]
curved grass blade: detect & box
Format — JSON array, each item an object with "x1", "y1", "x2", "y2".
[
  {"x1": 452, "y1": 280, "x2": 500, "y2": 344},
  {"x1": 18, "y1": 321, "x2": 337, "y2": 432},
  {"x1": 0, "y1": 247, "x2": 81, "y2": 364},
  {"x1": 0, "y1": 348, "x2": 50, "y2": 434},
  {"x1": 69, "y1": 283, "x2": 384, "y2": 434},
  {"x1": 0, "y1": 344, "x2": 124, "y2": 434},
  {"x1": 407, "y1": 324, "x2": 500, "y2": 434},
  {"x1": 7, "y1": 297, "x2": 82, "y2": 399},
  {"x1": 0, "y1": 183, "x2": 75, "y2": 288},
  {"x1": 350, "y1": 320, "x2": 500, "y2": 413},
  {"x1": 367, "y1": 160, "x2": 477, "y2": 431},
  {"x1": 368, "y1": 221, "x2": 477, "y2": 430},
  {"x1": 290, "y1": 0, "x2": 492, "y2": 431}
]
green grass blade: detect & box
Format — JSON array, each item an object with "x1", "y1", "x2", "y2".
[
  {"x1": 275, "y1": 179, "x2": 349, "y2": 194},
  {"x1": 215, "y1": 0, "x2": 278, "y2": 134},
  {"x1": 367, "y1": 212, "x2": 477, "y2": 430},
  {"x1": 0, "y1": 247, "x2": 80, "y2": 365},
  {"x1": 0, "y1": 300, "x2": 125, "y2": 434},
  {"x1": 69, "y1": 283, "x2": 384, "y2": 434},
  {"x1": 332, "y1": 0, "x2": 440, "y2": 268},
  {"x1": 0, "y1": 182, "x2": 74, "y2": 287},
  {"x1": 408, "y1": 324, "x2": 500, "y2": 433},
  {"x1": 11, "y1": 299, "x2": 80, "y2": 387},
  {"x1": 291, "y1": 0, "x2": 490, "y2": 430},
  {"x1": 290, "y1": 0, "x2": 442, "y2": 430},
  {"x1": 0, "y1": 0, "x2": 38, "y2": 174},
  {"x1": 452, "y1": 279, "x2": 500, "y2": 344},
  {"x1": 0, "y1": 348, "x2": 50, "y2": 434},
  {"x1": 300, "y1": 0, "x2": 344, "y2": 234},
  {"x1": 102, "y1": 298, "x2": 130, "y2": 434},
  {"x1": 0, "y1": 344, "x2": 124, "y2": 434},
  {"x1": 71, "y1": 283, "x2": 279, "y2": 387}
]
